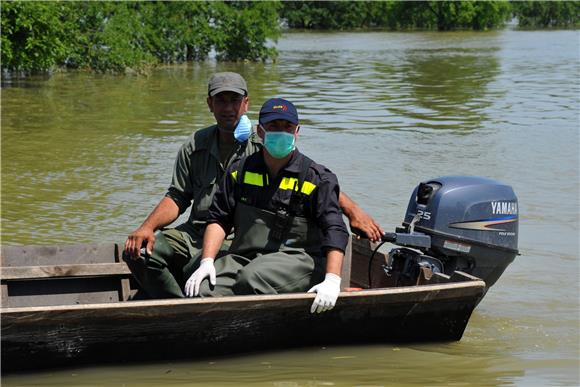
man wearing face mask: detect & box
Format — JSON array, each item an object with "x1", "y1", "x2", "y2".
[
  {"x1": 124, "y1": 72, "x2": 383, "y2": 300},
  {"x1": 184, "y1": 98, "x2": 349, "y2": 314}
]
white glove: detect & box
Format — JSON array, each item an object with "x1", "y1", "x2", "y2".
[
  {"x1": 307, "y1": 273, "x2": 341, "y2": 314},
  {"x1": 184, "y1": 258, "x2": 216, "y2": 297}
]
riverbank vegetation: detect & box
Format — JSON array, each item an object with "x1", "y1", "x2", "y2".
[
  {"x1": 281, "y1": 1, "x2": 513, "y2": 31},
  {"x1": 2, "y1": 1, "x2": 578, "y2": 75},
  {"x1": 1, "y1": 1, "x2": 279, "y2": 74},
  {"x1": 281, "y1": 1, "x2": 578, "y2": 31}
]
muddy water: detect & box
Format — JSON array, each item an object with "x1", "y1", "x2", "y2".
[{"x1": 2, "y1": 30, "x2": 578, "y2": 386}]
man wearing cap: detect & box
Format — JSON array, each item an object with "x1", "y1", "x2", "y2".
[
  {"x1": 124, "y1": 72, "x2": 260, "y2": 298},
  {"x1": 184, "y1": 98, "x2": 349, "y2": 313},
  {"x1": 124, "y1": 72, "x2": 383, "y2": 300}
]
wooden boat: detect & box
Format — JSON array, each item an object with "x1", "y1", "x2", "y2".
[{"x1": 1, "y1": 238, "x2": 485, "y2": 372}]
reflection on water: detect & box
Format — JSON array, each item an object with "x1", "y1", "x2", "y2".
[
  {"x1": 1, "y1": 30, "x2": 579, "y2": 386},
  {"x1": 395, "y1": 48, "x2": 500, "y2": 132}
]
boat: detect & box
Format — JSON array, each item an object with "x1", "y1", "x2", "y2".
[
  {"x1": 1, "y1": 237, "x2": 485, "y2": 372},
  {"x1": 2, "y1": 175, "x2": 520, "y2": 372}
]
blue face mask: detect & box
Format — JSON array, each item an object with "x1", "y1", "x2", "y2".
[
  {"x1": 263, "y1": 131, "x2": 296, "y2": 159},
  {"x1": 234, "y1": 115, "x2": 251, "y2": 142}
]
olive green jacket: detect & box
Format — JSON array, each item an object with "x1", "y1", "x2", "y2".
[{"x1": 165, "y1": 124, "x2": 262, "y2": 229}]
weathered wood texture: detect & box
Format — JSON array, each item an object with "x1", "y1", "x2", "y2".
[
  {"x1": 349, "y1": 238, "x2": 391, "y2": 289},
  {"x1": 1, "y1": 237, "x2": 353, "y2": 307},
  {"x1": 0, "y1": 243, "x2": 134, "y2": 307},
  {"x1": 340, "y1": 235, "x2": 352, "y2": 289},
  {"x1": 0, "y1": 244, "x2": 120, "y2": 266},
  {"x1": 1, "y1": 263, "x2": 131, "y2": 280},
  {"x1": 2, "y1": 280, "x2": 485, "y2": 372}
]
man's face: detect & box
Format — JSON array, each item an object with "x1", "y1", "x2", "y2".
[{"x1": 207, "y1": 91, "x2": 249, "y2": 132}]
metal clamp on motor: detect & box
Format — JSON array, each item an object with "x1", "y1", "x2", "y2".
[{"x1": 381, "y1": 232, "x2": 431, "y2": 249}]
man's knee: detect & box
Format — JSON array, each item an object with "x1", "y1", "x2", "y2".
[
  {"x1": 122, "y1": 231, "x2": 187, "y2": 298},
  {"x1": 233, "y1": 266, "x2": 270, "y2": 295},
  {"x1": 196, "y1": 279, "x2": 236, "y2": 298},
  {"x1": 122, "y1": 251, "x2": 144, "y2": 276},
  {"x1": 152, "y1": 230, "x2": 176, "y2": 260},
  {"x1": 196, "y1": 280, "x2": 215, "y2": 297},
  {"x1": 124, "y1": 231, "x2": 176, "y2": 268}
]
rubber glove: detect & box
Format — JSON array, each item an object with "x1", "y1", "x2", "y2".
[
  {"x1": 234, "y1": 114, "x2": 252, "y2": 142},
  {"x1": 307, "y1": 273, "x2": 341, "y2": 314},
  {"x1": 184, "y1": 258, "x2": 216, "y2": 297}
]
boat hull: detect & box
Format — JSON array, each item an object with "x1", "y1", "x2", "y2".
[{"x1": 2, "y1": 280, "x2": 483, "y2": 372}]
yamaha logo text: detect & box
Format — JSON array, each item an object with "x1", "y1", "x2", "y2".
[{"x1": 491, "y1": 201, "x2": 518, "y2": 215}]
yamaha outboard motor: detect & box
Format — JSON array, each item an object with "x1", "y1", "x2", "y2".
[{"x1": 383, "y1": 176, "x2": 519, "y2": 288}]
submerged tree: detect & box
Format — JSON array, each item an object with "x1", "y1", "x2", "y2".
[
  {"x1": 280, "y1": 1, "x2": 513, "y2": 31},
  {"x1": 1, "y1": 2, "x2": 70, "y2": 73},
  {"x1": 401, "y1": 1, "x2": 513, "y2": 31},
  {"x1": 3, "y1": 0, "x2": 578, "y2": 75},
  {"x1": 511, "y1": 1, "x2": 580, "y2": 28},
  {"x1": 1, "y1": 1, "x2": 281, "y2": 74}
]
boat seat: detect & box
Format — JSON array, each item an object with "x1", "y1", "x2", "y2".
[
  {"x1": 0, "y1": 243, "x2": 135, "y2": 308},
  {"x1": 1, "y1": 236, "x2": 355, "y2": 307}
]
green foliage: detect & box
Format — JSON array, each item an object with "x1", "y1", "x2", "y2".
[
  {"x1": 511, "y1": 1, "x2": 580, "y2": 28},
  {"x1": 471, "y1": 1, "x2": 513, "y2": 30},
  {"x1": 211, "y1": 1, "x2": 281, "y2": 61},
  {"x1": 1, "y1": 1, "x2": 69, "y2": 72},
  {"x1": 393, "y1": 1, "x2": 512, "y2": 31},
  {"x1": 280, "y1": 1, "x2": 512, "y2": 31},
  {"x1": 281, "y1": 1, "x2": 396, "y2": 29},
  {"x1": 137, "y1": 2, "x2": 214, "y2": 62},
  {"x1": 3, "y1": 0, "x2": 577, "y2": 74},
  {"x1": 1, "y1": 1, "x2": 281, "y2": 74},
  {"x1": 66, "y1": 2, "x2": 155, "y2": 73}
]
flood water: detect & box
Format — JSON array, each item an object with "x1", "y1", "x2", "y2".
[{"x1": 2, "y1": 30, "x2": 579, "y2": 386}]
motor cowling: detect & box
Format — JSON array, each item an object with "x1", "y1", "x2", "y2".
[{"x1": 401, "y1": 176, "x2": 519, "y2": 287}]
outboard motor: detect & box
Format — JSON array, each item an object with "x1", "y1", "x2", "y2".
[{"x1": 383, "y1": 176, "x2": 519, "y2": 288}]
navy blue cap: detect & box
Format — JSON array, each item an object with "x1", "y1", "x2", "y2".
[{"x1": 259, "y1": 98, "x2": 299, "y2": 126}]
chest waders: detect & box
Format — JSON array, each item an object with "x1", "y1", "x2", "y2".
[
  {"x1": 193, "y1": 155, "x2": 326, "y2": 297},
  {"x1": 123, "y1": 133, "x2": 258, "y2": 299},
  {"x1": 123, "y1": 230, "x2": 185, "y2": 298},
  {"x1": 229, "y1": 202, "x2": 322, "y2": 258},
  {"x1": 231, "y1": 155, "x2": 322, "y2": 257}
]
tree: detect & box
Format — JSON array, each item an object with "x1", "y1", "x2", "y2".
[
  {"x1": 393, "y1": 1, "x2": 511, "y2": 31},
  {"x1": 212, "y1": 1, "x2": 281, "y2": 61},
  {"x1": 280, "y1": 1, "x2": 512, "y2": 31},
  {"x1": 1, "y1": 2, "x2": 69, "y2": 73},
  {"x1": 1, "y1": 1, "x2": 282, "y2": 74},
  {"x1": 512, "y1": 1, "x2": 580, "y2": 28}
]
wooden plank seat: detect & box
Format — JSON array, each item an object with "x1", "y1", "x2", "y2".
[
  {"x1": 1, "y1": 263, "x2": 131, "y2": 280},
  {"x1": 1, "y1": 243, "x2": 134, "y2": 308},
  {"x1": 0, "y1": 238, "x2": 353, "y2": 308}
]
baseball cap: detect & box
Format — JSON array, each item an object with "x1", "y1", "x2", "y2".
[
  {"x1": 259, "y1": 98, "x2": 299, "y2": 126},
  {"x1": 208, "y1": 72, "x2": 248, "y2": 96}
]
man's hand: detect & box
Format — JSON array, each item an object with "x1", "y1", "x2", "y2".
[
  {"x1": 124, "y1": 226, "x2": 156, "y2": 260},
  {"x1": 308, "y1": 273, "x2": 341, "y2": 313},
  {"x1": 184, "y1": 258, "x2": 216, "y2": 297},
  {"x1": 348, "y1": 206, "x2": 384, "y2": 242},
  {"x1": 338, "y1": 192, "x2": 384, "y2": 242}
]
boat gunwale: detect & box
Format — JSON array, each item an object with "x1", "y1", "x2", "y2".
[{"x1": 0, "y1": 279, "x2": 486, "y2": 315}]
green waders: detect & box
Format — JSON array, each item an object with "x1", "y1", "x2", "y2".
[
  {"x1": 124, "y1": 223, "x2": 230, "y2": 298},
  {"x1": 192, "y1": 202, "x2": 326, "y2": 297}
]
